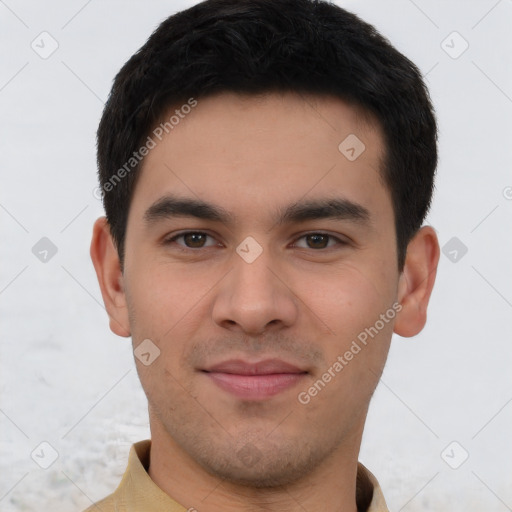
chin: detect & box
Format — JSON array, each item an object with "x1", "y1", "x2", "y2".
[{"x1": 193, "y1": 440, "x2": 323, "y2": 488}]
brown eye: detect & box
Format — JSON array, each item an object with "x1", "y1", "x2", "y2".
[
  {"x1": 182, "y1": 233, "x2": 208, "y2": 248},
  {"x1": 294, "y1": 233, "x2": 345, "y2": 250},
  {"x1": 306, "y1": 234, "x2": 329, "y2": 249},
  {"x1": 165, "y1": 232, "x2": 217, "y2": 249}
]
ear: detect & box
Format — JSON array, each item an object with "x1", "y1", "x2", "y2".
[
  {"x1": 90, "y1": 217, "x2": 131, "y2": 337},
  {"x1": 394, "y1": 226, "x2": 440, "y2": 338}
]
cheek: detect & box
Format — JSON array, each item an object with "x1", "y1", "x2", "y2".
[
  {"x1": 125, "y1": 262, "x2": 219, "y2": 395},
  {"x1": 126, "y1": 261, "x2": 213, "y2": 339},
  {"x1": 298, "y1": 262, "x2": 394, "y2": 338},
  {"x1": 298, "y1": 264, "x2": 395, "y2": 397}
]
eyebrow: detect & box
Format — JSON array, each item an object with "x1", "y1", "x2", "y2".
[{"x1": 143, "y1": 194, "x2": 371, "y2": 227}]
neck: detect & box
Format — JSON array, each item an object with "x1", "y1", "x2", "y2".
[{"x1": 147, "y1": 415, "x2": 365, "y2": 512}]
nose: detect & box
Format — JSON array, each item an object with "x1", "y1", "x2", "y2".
[{"x1": 212, "y1": 246, "x2": 299, "y2": 335}]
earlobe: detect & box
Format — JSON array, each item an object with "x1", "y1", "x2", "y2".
[
  {"x1": 90, "y1": 217, "x2": 131, "y2": 337},
  {"x1": 394, "y1": 226, "x2": 440, "y2": 338}
]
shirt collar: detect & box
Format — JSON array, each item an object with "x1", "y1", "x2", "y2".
[{"x1": 110, "y1": 440, "x2": 389, "y2": 512}]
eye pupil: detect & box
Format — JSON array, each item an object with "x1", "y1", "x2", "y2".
[
  {"x1": 184, "y1": 233, "x2": 206, "y2": 247},
  {"x1": 307, "y1": 234, "x2": 328, "y2": 249}
]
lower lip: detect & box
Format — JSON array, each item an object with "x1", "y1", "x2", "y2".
[{"x1": 204, "y1": 372, "x2": 306, "y2": 400}]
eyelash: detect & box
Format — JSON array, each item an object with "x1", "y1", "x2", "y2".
[{"x1": 163, "y1": 231, "x2": 348, "y2": 251}]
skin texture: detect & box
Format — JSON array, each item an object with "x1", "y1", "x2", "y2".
[{"x1": 91, "y1": 92, "x2": 440, "y2": 511}]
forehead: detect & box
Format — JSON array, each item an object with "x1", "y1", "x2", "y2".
[{"x1": 130, "y1": 91, "x2": 389, "y2": 226}]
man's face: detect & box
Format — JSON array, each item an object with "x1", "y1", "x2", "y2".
[{"x1": 121, "y1": 92, "x2": 399, "y2": 486}]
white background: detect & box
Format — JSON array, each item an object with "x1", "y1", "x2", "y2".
[{"x1": 1, "y1": 0, "x2": 511, "y2": 510}]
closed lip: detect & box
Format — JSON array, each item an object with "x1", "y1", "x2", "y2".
[{"x1": 202, "y1": 358, "x2": 307, "y2": 375}]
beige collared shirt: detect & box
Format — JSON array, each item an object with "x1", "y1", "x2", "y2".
[{"x1": 83, "y1": 440, "x2": 389, "y2": 512}]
